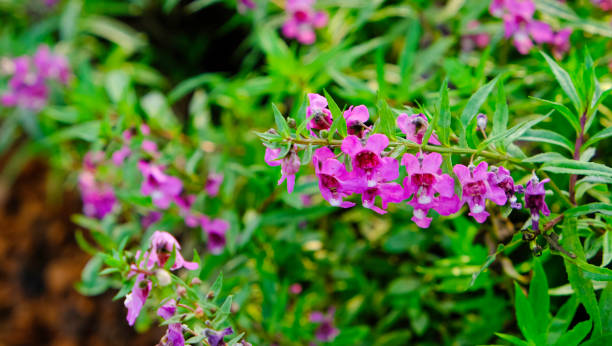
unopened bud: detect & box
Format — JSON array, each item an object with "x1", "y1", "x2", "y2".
[
  {"x1": 176, "y1": 285, "x2": 187, "y2": 297},
  {"x1": 319, "y1": 130, "x2": 329, "y2": 138},
  {"x1": 190, "y1": 278, "x2": 202, "y2": 286},
  {"x1": 194, "y1": 306, "x2": 204, "y2": 318},
  {"x1": 522, "y1": 231, "x2": 536, "y2": 242},
  {"x1": 206, "y1": 291, "x2": 215, "y2": 300},
  {"x1": 155, "y1": 269, "x2": 172, "y2": 286},
  {"x1": 476, "y1": 113, "x2": 487, "y2": 131},
  {"x1": 231, "y1": 302, "x2": 239, "y2": 314},
  {"x1": 532, "y1": 244, "x2": 543, "y2": 257},
  {"x1": 287, "y1": 118, "x2": 297, "y2": 129}
]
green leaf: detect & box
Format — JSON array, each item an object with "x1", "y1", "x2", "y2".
[
  {"x1": 324, "y1": 90, "x2": 347, "y2": 139},
  {"x1": 554, "y1": 320, "x2": 592, "y2": 346},
  {"x1": 459, "y1": 75, "x2": 499, "y2": 146},
  {"x1": 212, "y1": 295, "x2": 233, "y2": 328},
  {"x1": 604, "y1": 232, "x2": 612, "y2": 268},
  {"x1": 399, "y1": 19, "x2": 420, "y2": 88},
  {"x1": 163, "y1": 244, "x2": 177, "y2": 270},
  {"x1": 496, "y1": 333, "x2": 529, "y2": 346},
  {"x1": 531, "y1": 97, "x2": 581, "y2": 134},
  {"x1": 589, "y1": 88, "x2": 612, "y2": 118},
  {"x1": 185, "y1": 334, "x2": 206, "y2": 344},
  {"x1": 469, "y1": 243, "x2": 504, "y2": 288},
  {"x1": 438, "y1": 79, "x2": 451, "y2": 146},
  {"x1": 561, "y1": 256, "x2": 612, "y2": 281},
  {"x1": 210, "y1": 271, "x2": 223, "y2": 299},
  {"x1": 562, "y1": 216, "x2": 603, "y2": 336},
  {"x1": 547, "y1": 295, "x2": 578, "y2": 344},
  {"x1": 540, "y1": 51, "x2": 583, "y2": 114},
  {"x1": 584, "y1": 127, "x2": 612, "y2": 149},
  {"x1": 480, "y1": 113, "x2": 549, "y2": 149},
  {"x1": 541, "y1": 160, "x2": 612, "y2": 179},
  {"x1": 272, "y1": 104, "x2": 290, "y2": 138},
  {"x1": 565, "y1": 203, "x2": 612, "y2": 217},
  {"x1": 514, "y1": 282, "x2": 541, "y2": 343},
  {"x1": 523, "y1": 152, "x2": 567, "y2": 163},
  {"x1": 529, "y1": 258, "x2": 550, "y2": 331},
  {"x1": 492, "y1": 81, "x2": 508, "y2": 137},
  {"x1": 226, "y1": 332, "x2": 246, "y2": 346},
  {"x1": 600, "y1": 282, "x2": 612, "y2": 335},
  {"x1": 375, "y1": 98, "x2": 397, "y2": 139},
  {"x1": 519, "y1": 129, "x2": 573, "y2": 153}
]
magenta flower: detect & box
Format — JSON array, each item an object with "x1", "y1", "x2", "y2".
[
  {"x1": 138, "y1": 161, "x2": 183, "y2": 209},
  {"x1": 202, "y1": 218, "x2": 229, "y2": 255},
  {"x1": 33, "y1": 45, "x2": 70, "y2": 84},
  {"x1": 124, "y1": 274, "x2": 151, "y2": 326},
  {"x1": 551, "y1": 28, "x2": 572, "y2": 59},
  {"x1": 142, "y1": 140, "x2": 159, "y2": 155},
  {"x1": 488, "y1": 166, "x2": 523, "y2": 209},
  {"x1": 205, "y1": 327, "x2": 234, "y2": 346},
  {"x1": 175, "y1": 194, "x2": 199, "y2": 228},
  {"x1": 397, "y1": 113, "x2": 440, "y2": 145},
  {"x1": 282, "y1": 0, "x2": 328, "y2": 45},
  {"x1": 524, "y1": 174, "x2": 551, "y2": 230},
  {"x1": 343, "y1": 105, "x2": 370, "y2": 138},
  {"x1": 462, "y1": 21, "x2": 491, "y2": 51},
  {"x1": 205, "y1": 173, "x2": 224, "y2": 196},
  {"x1": 453, "y1": 162, "x2": 507, "y2": 223},
  {"x1": 1, "y1": 57, "x2": 48, "y2": 110},
  {"x1": 142, "y1": 211, "x2": 162, "y2": 229},
  {"x1": 306, "y1": 93, "x2": 333, "y2": 132},
  {"x1": 402, "y1": 152, "x2": 460, "y2": 228},
  {"x1": 148, "y1": 231, "x2": 199, "y2": 271},
  {"x1": 310, "y1": 308, "x2": 340, "y2": 342},
  {"x1": 341, "y1": 134, "x2": 391, "y2": 187},
  {"x1": 157, "y1": 300, "x2": 185, "y2": 346},
  {"x1": 265, "y1": 147, "x2": 301, "y2": 194},
  {"x1": 112, "y1": 129, "x2": 133, "y2": 166},
  {"x1": 79, "y1": 171, "x2": 117, "y2": 220},
  {"x1": 312, "y1": 147, "x2": 355, "y2": 208}
]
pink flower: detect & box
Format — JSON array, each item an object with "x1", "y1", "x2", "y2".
[
  {"x1": 112, "y1": 130, "x2": 133, "y2": 166},
  {"x1": 397, "y1": 113, "x2": 440, "y2": 145},
  {"x1": 592, "y1": 0, "x2": 612, "y2": 11},
  {"x1": 206, "y1": 327, "x2": 234, "y2": 346},
  {"x1": 157, "y1": 300, "x2": 185, "y2": 346},
  {"x1": 202, "y1": 218, "x2": 229, "y2": 255},
  {"x1": 174, "y1": 194, "x2": 199, "y2": 228},
  {"x1": 142, "y1": 211, "x2": 162, "y2": 229},
  {"x1": 462, "y1": 21, "x2": 491, "y2": 51},
  {"x1": 282, "y1": 0, "x2": 328, "y2": 45},
  {"x1": 551, "y1": 28, "x2": 572, "y2": 59},
  {"x1": 524, "y1": 174, "x2": 550, "y2": 230},
  {"x1": 341, "y1": 134, "x2": 391, "y2": 187},
  {"x1": 124, "y1": 274, "x2": 151, "y2": 326},
  {"x1": 205, "y1": 173, "x2": 224, "y2": 196},
  {"x1": 33, "y1": 45, "x2": 70, "y2": 84},
  {"x1": 402, "y1": 152, "x2": 460, "y2": 228},
  {"x1": 138, "y1": 161, "x2": 183, "y2": 209},
  {"x1": 148, "y1": 231, "x2": 199, "y2": 271},
  {"x1": 306, "y1": 93, "x2": 333, "y2": 133},
  {"x1": 488, "y1": 166, "x2": 523, "y2": 209},
  {"x1": 310, "y1": 308, "x2": 339, "y2": 342},
  {"x1": 343, "y1": 105, "x2": 370, "y2": 138},
  {"x1": 265, "y1": 147, "x2": 301, "y2": 193},
  {"x1": 453, "y1": 162, "x2": 507, "y2": 223},
  {"x1": 142, "y1": 140, "x2": 159, "y2": 155},
  {"x1": 312, "y1": 147, "x2": 355, "y2": 208},
  {"x1": 79, "y1": 171, "x2": 117, "y2": 220}
]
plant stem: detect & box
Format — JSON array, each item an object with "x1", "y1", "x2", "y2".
[{"x1": 568, "y1": 110, "x2": 587, "y2": 205}]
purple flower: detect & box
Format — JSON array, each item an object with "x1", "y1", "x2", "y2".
[
  {"x1": 402, "y1": 152, "x2": 460, "y2": 228},
  {"x1": 489, "y1": 0, "x2": 507, "y2": 17},
  {"x1": 149, "y1": 231, "x2": 199, "y2": 271},
  {"x1": 453, "y1": 162, "x2": 507, "y2": 223},
  {"x1": 312, "y1": 147, "x2": 355, "y2": 208},
  {"x1": 142, "y1": 140, "x2": 159, "y2": 155},
  {"x1": 142, "y1": 211, "x2": 162, "y2": 229},
  {"x1": 112, "y1": 146, "x2": 132, "y2": 166},
  {"x1": 33, "y1": 45, "x2": 70, "y2": 84},
  {"x1": 397, "y1": 113, "x2": 441, "y2": 145},
  {"x1": 1, "y1": 57, "x2": 48, "y2": 110},
  {"x1": 476, "y1": 113, "x2": 487, "y2": 131},
  {"x1": 310, "y1": 308, "x2": 339, "y2": 342},
  {"x1": 238, "y1": 0, "x2": 256, "y2": 12},
  {"x1": 343, "y1": 105, "x2": 370, "y2": 138},
  {"x1": 202, "y1": 217, "x2": 229, "y2": 255},
  {"x1": 138, "y1": 161, "x2": 183, "y2": 209},
  {"x1": 265, "y1": 147, "x2": 301, "y2": 194},
  {"x1": 157, "y1": 300, "x2": 185, "y2": 346},
  {"x1": 175, "y1": 194, "x2": 199, "y2": 228},
  {"x1": 551, "y1": 28, "x2": 572, "y2": 59},
  {"x1": 341, "y1": 134, "x2": 390, "y2": 187},
  {"x1": 282, "y1": 0, "x2": 328, "y2": 45},
  {"x1": 462, "y1": 21, "x2": 491, "y2": 51},
  {"x1": 306, "y1": 93, "x2": 333, "y2": 133},
  {"x1": 488, "y1": 166, "x2": 523, "y2": 209},
  {"x1": 79, "y1": 171, "x2": 117, "y2": 219},
  {"x1": 205, "y1": 327, "x2": 234, "y2": 346},
  {"x1": 524, "y1": 174, "x2": 550, "y2": 230},
  {"x1": 124, "y1": 274, "x2": 151, "y2": 326},
  {"x1": 205, "y1": 173, "x2": 224, "y2": 196}
]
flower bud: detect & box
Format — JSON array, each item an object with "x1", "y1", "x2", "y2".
[
  {"x1": 476, "y1": 113, "x2": 487, "y2": 131},
  {"x1": 287, "y1": 118, "x2": 297, "y2": 129},
  {"x1": 319, "y1": 130, "x2": 329, "y2": 138},
  {"x1": 176, "y1": 285, "x2": 187, "y2": 297},
  {"x1": 190, "y1": 277, "x2": 202, "y2": 286},
  {"x1": 194, "y1": 305, "x2": 205, "y2": 318},
  {"x1": 155, "y1": 269, "x2": 172, "y2": 286}
]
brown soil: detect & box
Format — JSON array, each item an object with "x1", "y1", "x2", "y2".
[{"x1": 0, "y1": 160, "x2": 162, "y2": 346}]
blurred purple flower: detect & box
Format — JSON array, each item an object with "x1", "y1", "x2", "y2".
[
  {"x1": 149, "y1": 231, "x2": 199, "y2": 271},
  {"x1": 175, "y1": 194, "x2": 199, "y2": 227},
  {"x1": 157, "y1": 299, "x2": 185, "y2": 346},
  {"x1": 202, "y1": 217, "x2": 229, "y2": 255},
  {"x1": 205, "y1": 172, "x2": 224, "y2": 196},
  {"x1": 282, "y1": 0, "x2": 328, "y2": 45},
  {"x1": 124, "y1": 274, "x2": 151, "y2": 326},
  {"x1": 205, "y1": 327, "x2": 234, "y2": 346},
  {"x1": 397, "y1": 113, "x2": 440, "y2": 145},
  {"x1": 142, "y1": 211, "x2": 162, "y2": 229},
  {"x1": 310, "y1": 308, "x2": 339, "y2": 342},
  {"x1": 138, "y1": 161, "x2": 183, "y2": 209},
  {"x1": 265, "y1": 147, "x2": 301, "y2": 194}
]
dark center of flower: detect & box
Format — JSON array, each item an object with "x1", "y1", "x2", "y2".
[
  {"x1": 355, "y1": 151, "x2": 380, "y2": 170},
  {"x1": 525, "y1": 194, "x2": 544, "y2": 210},
  {"x1": 411, "y1": 173, "x2": 435, "y2": 187},
  {"x1": 209, "y1": 231, "x2": 226, "y2": 247},
  {"x1": 464, "y1": 180, "x2": 487, "y2": 196},
  {"x1": 294, "y1": 9, "x2": 309, "y2": 22},
  {"x1": 320, "y1": 174, "x2": 340, "y2": 192}
]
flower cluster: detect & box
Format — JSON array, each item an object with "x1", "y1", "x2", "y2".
[
  {"x1": 591, "y1": 0, "x2": 612, "y2": 11},
  {"x1": 490, "y1": 0, "x2": 571, "y2": 58},
  {"x1": 265, "y1": 93, "x2": 552, "y2": 230},
  {"x1": 282, "y1": 0, "x2": 328, "y2": 45},
  {"x1": 78, "y1": 124, "x2": 229, "y2": 255},
  {"x1": 0, "y1": 45, "x2": 70, "y2": 110}
]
